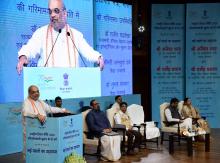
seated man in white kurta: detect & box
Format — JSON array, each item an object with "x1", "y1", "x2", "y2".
[
  {"x1": 17, "y1": 0, "x2": 104, "y2": 74},
  {"x1": 22, "y1": 85, "x2": 70, "y2": 159},
  {"x1": 114, "y1": 102, "x2": 142, "y2": 155},
  {"x1": 165, "y1": 98, "x2": 192, "y2": 132}
]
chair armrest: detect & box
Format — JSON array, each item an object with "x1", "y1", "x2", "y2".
[
  {"x1": 133, "y1": 124, "x2": 141, "y2": 129},
  {"x1": 112, "y1": 124, "x2": 126, "y2": 133},
  {"x1": 154, "y1": 121, "x2": 159, "y2": 127},
  {"x1": 163, "y1": 121, "x2": 180, "y2": 126},
  {"x1": 113, "y1": 124, "x2": 126, "y2": 130},
  {"x1": 84, "y1": 131, "x2": 95, "y2": 139}
]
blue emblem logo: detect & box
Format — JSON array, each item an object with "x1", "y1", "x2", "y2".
[{"x1": 63, "y1": 73, "x2": 69, "y2": 86}]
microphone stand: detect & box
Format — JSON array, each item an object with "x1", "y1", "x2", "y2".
[
  {"x1": 66, "y1": 32, "x2": 87, "y2": 67},
  {"x1": 44, "y1": 29, "x2": 62, "y2": 67},
  {"x1": 45, "y1": 99, "x2": 53, "y2": 117}
]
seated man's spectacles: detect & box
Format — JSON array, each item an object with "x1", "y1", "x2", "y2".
[{"x1": 48, "y1": 8, "x2": 64, "y2": 15}]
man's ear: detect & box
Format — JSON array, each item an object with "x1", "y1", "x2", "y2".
[{"x1": 63, "y1": 10, "x2": 67, "y2": 18}]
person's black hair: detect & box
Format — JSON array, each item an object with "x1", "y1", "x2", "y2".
[
  {"x1": 120, "y1": 101, "x2": 128, "y2": 107},
  {"x1": 115, "y1": 95, "x2": 121, "y2": 101},
  {"x1": 55, "y1": 96, "x2": 62, "y2": 102},
  {"x1": 170, "y1": 98, "x2": 179, "y2": 104},
  {"x1": 90, "y1": 99, "x2": 96, "y2": 106},
  {"x1": 184, "y1": 97, "x2": 189, "y2": 103}
]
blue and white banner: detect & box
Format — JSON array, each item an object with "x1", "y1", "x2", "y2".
[
  {"x1": 23, "y1": 67, "x2": 101, "y2": 100},
  {"x1": 0, "y1": 102, "x2": 22, "y2": 155},
  {"x1": 26, "y1": 114, "x2": 82, "y2": 163},
  {"x1": 151, "y1": 4, "x2": 185, "y2": 123},
  {"x1": 95, "y1": 0, "x2": 132, "y2": 96},
  {"x1": 186, "y1": 3, "x2": 220, "y2": 128}
]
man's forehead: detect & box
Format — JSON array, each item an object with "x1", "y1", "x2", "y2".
[
  {"x1": 30, "y1": 86, "x2": 38, "y2": 92},
  {"x1": 49, "y1": 0, "x2": 63, "y2": 8}
]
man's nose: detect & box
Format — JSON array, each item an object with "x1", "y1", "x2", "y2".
[{"x1": 50, "y1": 11, "x2": 56, "y2": 18}]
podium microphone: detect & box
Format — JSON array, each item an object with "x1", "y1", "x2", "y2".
[
  {"x1": 44, "y1": 29, "x2": 62, "y2": 67},
  {"x1": 66, "y1": 31, "x2": 87, "y2": 67},
  {"x1": 45, "y1": 99, "x2": 53, "y2": 117}
]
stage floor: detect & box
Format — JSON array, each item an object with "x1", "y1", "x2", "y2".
[{"x1": 1, "y1": 129, "x2": 219, "y2": 163}]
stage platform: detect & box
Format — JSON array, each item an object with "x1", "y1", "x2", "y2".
[{"x1": 0, "y1": 128, "x2": 219, "y2": 163}]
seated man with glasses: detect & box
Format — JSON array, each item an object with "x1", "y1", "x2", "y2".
[
  {"x1": 17, "y1": 0, "x2": 104, "y2": 74},
  {"x1": 86, "y1": 99, "x2": 121, "y2": 161}
]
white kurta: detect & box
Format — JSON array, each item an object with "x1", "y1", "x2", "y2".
[
  {"x1": 111, "y1": 102, "x2": 120, "y2": 112},
  {"x1": 18, "y1": 24, "x2": 101, "y2": 67},
  {"x1": 165, "y1": 108, "x2": 192, "y2": 130},
  {"x1": 114, "y1": 110, "x2": 133, "y2": 130}
]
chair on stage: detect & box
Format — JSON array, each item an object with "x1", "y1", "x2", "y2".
[
  {"x1": 81, "y1": 107, "x2": 101, "y2": 157},
  {"x1": 127, "y1": 104, "x2": 160, "y2": 148}
]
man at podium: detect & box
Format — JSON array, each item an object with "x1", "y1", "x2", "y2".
[
  {"x1": 22, "y1": 85, "x2": 69, "y2": 122},
  {"x1": 22, "y1": 85, "x2": 70, "y2": 159},
  {"x1": 17, "y1": 0, "x2": 104, "y2": 74}
]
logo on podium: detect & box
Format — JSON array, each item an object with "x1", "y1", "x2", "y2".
[{"x1": 63, "y1": 73, "x2": 69, "y2": 86}]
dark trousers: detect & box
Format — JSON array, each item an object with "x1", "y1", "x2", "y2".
[{"x1": 126, "y1": 130, "x2": 142, "y2": 151}]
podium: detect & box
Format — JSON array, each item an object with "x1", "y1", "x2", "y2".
[
  {"x1": 26, "y1": 114, "x2": 82, "y2": 163},
  {"x1": 23, "y1": 67, "x2": 101, "y2": 100}
]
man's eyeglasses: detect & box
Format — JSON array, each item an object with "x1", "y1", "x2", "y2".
[
  {"x1": 30, "y1": 90, "x2": 39, "y2": 94},
  {"x1": 48, "y1": 8, "x2": 64, "y2": 15}
]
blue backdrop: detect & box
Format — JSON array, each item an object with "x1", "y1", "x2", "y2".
[
  {"x1": 151, "y1": 4, "x2": 185, "y2": 124},
  {"x1": 152, "y1": 3, "x2": 220, "y2": 128}
]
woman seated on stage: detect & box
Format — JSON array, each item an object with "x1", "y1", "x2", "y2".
[{"x1": 181, "y1": 97, "x2": 210, "y2": 133}]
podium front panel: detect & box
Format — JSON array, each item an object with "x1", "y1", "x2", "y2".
[
  {"x1": 23, "y1": 67, "x2": 101, "y2": 100},
  {"x1": 26, "y1": 114, "x2": 82, "y2": 163}
]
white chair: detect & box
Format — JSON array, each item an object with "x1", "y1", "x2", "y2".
[
  {"x1": 127, "y1": 104, "x2": 160, "y2": 147},
  {"x1": 82, "y1": 108, "x2": 101, "y2": 156}
]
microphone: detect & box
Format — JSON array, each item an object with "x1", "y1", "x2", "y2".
[
  {"x1": 44, "y1": 29, "x2": 62, "y2": 67},
  {"x1": 45, "y1": 99, "x2": 53, "y2": 117},
  {"x1": 66, "y1": 31, "x2": 87, "y2": 67}
]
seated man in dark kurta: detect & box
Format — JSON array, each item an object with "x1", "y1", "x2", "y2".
[{"x1": 86, "y1": 99, "x2": 112, "y2": 138}]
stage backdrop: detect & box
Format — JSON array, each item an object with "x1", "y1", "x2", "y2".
[
  {"x1": 151, "y1": 4, "x2": 185, "y2": 124},
  {"x1": 0, "y1": 0, "x2": 132, "y2": 103},
  {"x1": 152, "y1": 3, "x2": 220, "y2": 128},
  {"x1": 186, "y1": 3, "x2": 220, "y2": 128}
]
